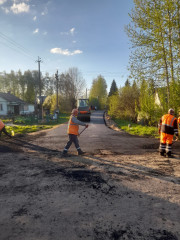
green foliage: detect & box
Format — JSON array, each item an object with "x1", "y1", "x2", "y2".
[
  {"x1": 113, "y1": 118, "x2": 159, "y2": 138},
  {"x1": 108, "y1": 80, "x2": 140, "y2": 122},
  {"x1": 24, "y1": 71, "x2": 35, "y2": 104},
  {"x1": 4, "y1": 113, "x2": 70, "y2": 136},
  {"x1": 0, "y1": 67, "x2": 85, "y2": 113},
  {"x1": 108, "y1": 93, "x2": 120, "y2": 118},
  {"x1": 108, "y1": 79, "x2": 118, "y2": 97},
  {"x1": 125, "y1": 0, "x2": 180, "y2": 109},
  {"x1": 6, "y1": 125, "x2": 52, "y2": 135},
  {"x1": 89, "y1": 75, "x2": 107, "y2": 109}
]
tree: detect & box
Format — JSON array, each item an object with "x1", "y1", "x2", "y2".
[
  {"x1": 18, "y1": 70, "x2": 26, "y2": 100},
  {"x1": 43, "y1": 73, "x2": 55, "y2": 96},
  {"x1": 58, "y1": 67, "x2": 86, "y2": 111},
  {"x1": 125, "y1": 0, "x2": 180, "y2": 110},
  {"x1": 24, "y1": 70, "x2": 35, "y2": 104},
  {"x1": 89, "y1": 75, "x2": 107, "y2": 109},
  {"x1": 108, "y1": 79, "x2": 118, "y2": 97}
]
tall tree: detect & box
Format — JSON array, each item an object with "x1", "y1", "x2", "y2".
[
  {"x1": 24, "y1": 70, "x2": 35, "y2": 104},
  {"x1": 59, "y1": 67, "x2": 86, "y2": 110},
  {"x1": 125, "y1": 0, "x2": 179, "y2": 110},
  {"x1": 89, "y1": 75, "x2": 107, "y2": 109},
  {"x1": 17, "y1": 70, "x2": 26, "y2": 100},
  {"x1": 108, "y1": 79, "x2": 118, "y2": 97}
]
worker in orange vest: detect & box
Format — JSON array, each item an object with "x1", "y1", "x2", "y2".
[
  {"x1": 0, "y1": 119, "x2": 12, "y2": 138},
  {"x1": 62, "y1": 109, "x2": 88, "y2": 157},
  {"x1": 158, "y1": 108, "x2": 178, "y2": 157}
]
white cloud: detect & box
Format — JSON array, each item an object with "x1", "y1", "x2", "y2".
[
  {"x1": 33, "y1": 16, "x2": 37, "y2": 21},
  {"x1": 50, "y1": 48, "x2": 82, "y2": 56},
  {"x1": 0, "y1": 0, "x2": 7, "y2": 5},
  {"x1": 10, "y1": 2, "x2": 30, "y2": 14},
  {"x1": 33, "y1": 28, "x2": 39, "y2": 34},
  {"x1": 60, "y1": 27, "x2": 76, "y2": 36},
  {"x1": 70, "y1": 28, "x2": 75, "y2": 35}
]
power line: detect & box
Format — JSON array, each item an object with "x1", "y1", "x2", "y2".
[{"x1": 0, "y1": 31, "x2": 35, "y2": 60}]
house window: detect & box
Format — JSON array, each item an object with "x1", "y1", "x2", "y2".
[
  {"x1": 24, "y1": 105, "x2": 28, "y2": 111},
  {"x1": 0, "y1": 104, "x2": 3, "y2": 111}
]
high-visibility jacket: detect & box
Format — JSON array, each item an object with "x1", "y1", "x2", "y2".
[
  {"x1": 67, "y1": 115, "x2": 79, "y2": 135},
  {"x1": 0, "y1": 120, "x2": 5, "y2": 131},
  {"x1": 159, "y1": 114, "x2": 178, "y2": 135}
]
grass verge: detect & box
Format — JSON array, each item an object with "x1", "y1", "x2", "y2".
[
  {"x1": 113, "y1": 118, "x2": 159, "y2": 138},
  {"x1": 4, "y1": 113, "x2": 70, "y2": 136}
]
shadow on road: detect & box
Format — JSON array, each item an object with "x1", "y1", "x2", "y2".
[{"x1": 1, "y1": 138, "x2": 61, "y2": 154}]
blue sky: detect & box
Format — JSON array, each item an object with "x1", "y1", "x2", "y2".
[{"x1": 0, "y1": 0, "x2": 134, "y2": 92}]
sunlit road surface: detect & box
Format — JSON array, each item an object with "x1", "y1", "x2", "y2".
[{"x1": 25, "y1": 110, "x2": 159, "y2": 155}]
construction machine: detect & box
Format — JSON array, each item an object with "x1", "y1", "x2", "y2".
[{"x1": 77, "y1": 98, "x2": 91, "y2": 122}]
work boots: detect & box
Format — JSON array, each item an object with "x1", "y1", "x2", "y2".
[
  {"x1": 77, "y1": 149, "x2": 85, "y2": 155},
  {"x1": 166, "y1": 152, "x2": 174, "y2": 158},
  {"x1": 160, "y1": 150, "x2": 165, "y2": 157},
  {"x1": 61, "y1": 150, "x2": 68, "y2": 157}
]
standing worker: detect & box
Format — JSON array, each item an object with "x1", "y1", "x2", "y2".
[
  {"x1": 0, "y1": 119, "x2": 12, "y2": 138},
  {"x1": 158, "y1": 108, "x2": 178, "y2": 157},
  {"x1": 62, "y1": 109, "x2": 88, "y2": 157}
]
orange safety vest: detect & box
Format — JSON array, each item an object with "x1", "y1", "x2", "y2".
[
  {"x1": 160, "y1": 114, "x2": 177, "y2": 135},
  {"x1": 67, "y1": 116, "x2": 79, "y2": 135},
  {"x1": 0, "y1": 120, "x2": 5, "y2": 131}
]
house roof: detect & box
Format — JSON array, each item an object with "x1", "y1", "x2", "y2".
[{"x1": 0, "y1": 92, "x2": 25, "y2": 104}]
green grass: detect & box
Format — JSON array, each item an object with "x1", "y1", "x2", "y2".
[
  {"x1": 113, "y1": 118, "x2": 159, "y2": 138},
  {"x1": 4, "y1": 113, "x2": 70, "y2": 136},
  {"x1": 6, "y1": 125, "x2": 52, "y2": 135}
]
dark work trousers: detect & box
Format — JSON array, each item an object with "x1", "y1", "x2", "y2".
[
  {"x1": 64, "y1": 134, "x2": 80, "y2": 151},
  {"x1": 0, "y1": 127, "x2": 11, "y2": 138}
]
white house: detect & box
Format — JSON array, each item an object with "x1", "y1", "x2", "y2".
[{"x1": 0, "y1": 92, "x2": 34, "y2": 116}]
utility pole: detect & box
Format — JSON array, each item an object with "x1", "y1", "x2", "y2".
[
  {"x1": 36, "y1": 56, "x2": 43, "y2": 119},
  {"x1": 55, "y1": 70, "x2": 59, "y2": 111}
]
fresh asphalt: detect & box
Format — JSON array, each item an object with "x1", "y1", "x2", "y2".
[{"x1": 26, "y1": 110, "x2": 158, "y2": 155}]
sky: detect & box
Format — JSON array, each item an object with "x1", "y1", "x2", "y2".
[{"x1": 0, "y1": 0, "x2": 134, "y2": 93}]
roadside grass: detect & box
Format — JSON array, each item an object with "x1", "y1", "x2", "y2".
[
  {"x1": 4, "y1": 113, "x2": 70, "y2": 136},
  {"x1": 113, "y1": 118, "x2": 159, "y2": 138},
  {"x1": 6, "y1": 125, "x2": 52, "y2": 135}
]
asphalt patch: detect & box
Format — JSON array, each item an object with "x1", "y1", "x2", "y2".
[{"x1": 143, "y1": 143, "x2": 159, "y2": 149}]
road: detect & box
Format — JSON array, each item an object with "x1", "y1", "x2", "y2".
[
  {"x1": 9, "y1": 110, "x2": 160, "y2": 155},
  {"x1": 0, "y1": 111, "x2": 180, "y2": 240}
]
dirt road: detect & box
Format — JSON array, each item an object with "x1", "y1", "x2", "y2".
[{"x1": 0, "y1": 111, "x2": 180, "y2": 240}]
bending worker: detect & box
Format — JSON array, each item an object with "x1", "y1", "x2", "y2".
[
  {"x1": 0, "y1": 119, "x2": 12, "y2": 138},
  {"x1": 62, "y1": 109, "x2": 88, "y2": 157},
  {"x1": 158, "y1": 108, "x2": 178, "y2": 157}
]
